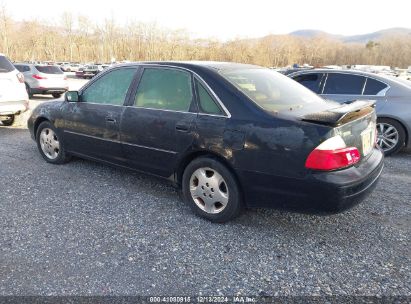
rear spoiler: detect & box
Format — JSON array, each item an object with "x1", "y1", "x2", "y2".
[{"x1": 301, "y1": 100, "x2": 376, "y2": 127}]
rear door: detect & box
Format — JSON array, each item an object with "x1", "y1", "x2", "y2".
[
  {"x1": 62, "y1": 67, "x2": 137, "y2": 164},
  {"x1": 120, "y1": 66, "x2": 196, "y2": 177}
]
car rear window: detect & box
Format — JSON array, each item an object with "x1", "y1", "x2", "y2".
[
  {"x1": 220, "y1": 68, "x2": 325, "y2": 112},
  {"x1": 35, "y1": 66, "x2": 63, "y2": 74},
  {"x1": 0, "y1": 56, "x2": 15, "y2": 73}
]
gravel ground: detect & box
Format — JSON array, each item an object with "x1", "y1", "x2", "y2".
[{"x1": 0, "y1": 127, "x2": 410, "y2": 297}]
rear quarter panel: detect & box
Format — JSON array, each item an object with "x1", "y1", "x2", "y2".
[{"x1": 377, "y1": 97, "x2": 411, "y2": 147}]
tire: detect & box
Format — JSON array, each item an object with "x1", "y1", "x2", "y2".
[
  {"x1": 182, "y1": 157, "x2": 244, "y2": 223},
  {"x1": 376, "y1": 118, "x2": 406, "y2": 156},
  {"x1": 36, "y1": 121, "x2": 71, "y2": 164},
  {"x1": 1, "y1": 115, "x2": 14, "y2": 126},
  {"x1": 25, "y1": 84, "x2": 33, "y2": 98},
  {"x1": 52, "y1": 93, "x2": 62, "y2": 98}
]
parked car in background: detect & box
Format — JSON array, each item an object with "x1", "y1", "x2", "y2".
[
  {"x1": 59, "y1": 63, "x2": 71, "y2": 72},
  {"x1": 289, "y1": 69, "x2": 411, "y2": 155},
  {"x1": 82, "y1": 65, "x2": 103, "y2": 79},
  {"x1": 60, "y1": 63, "x2": 82, "y2": 72},
  {"x1": 0, "y1": 54, "x2": 28, "y2": 126},
  {"x1": 75, "y1": 67, "x2": 85, "y2": 78},
  {"x1": 28, "y1": 62, "x2": 383, "y2": 222},
  {"x1": 67, "y1": 64, "x2": 82, "y2": 72},
  {"x1": 14, "y1": 64, "x2": 68, "y2": 98}
]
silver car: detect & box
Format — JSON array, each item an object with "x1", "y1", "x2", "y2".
[
  {"x1": 0, "y1": 54, "x2": 28, "y2": 126},
  {"x1": 14, "y1": 64, "x2": 68, "y2": 98},
  {"x1": 289, "y1": 69, "x2": 411, "y2": 155}
]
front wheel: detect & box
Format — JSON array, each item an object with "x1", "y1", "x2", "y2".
[
  {"x1": 182, "y1": 157, "x2": 244, "y2": 223},
  {"x1": 376, "y1": 118, "x2": 406, "y2": 156},
  {"x1": 36, "y1": 121, "x2": 71, "y2": 164},
  {"x1": 52, "y1": 93, "x2": 62, "y2": 98}
]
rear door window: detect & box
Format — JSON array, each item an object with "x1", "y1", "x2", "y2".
[
  {"x1": 195, "y1": 79, "x2": 224, "y2": 115},
  {"x1": 135, "y1": 68, "x2": 193, "y2": 111},
  {"x1": 292, "y1": 73, "x2": 324, "y2": 93},
  {"x1": 0, "y1": 56, "x2": 15, "y2": 73},
  {"x1": 363, "y1": 78, "x2": 388, "y2": 95},
  {"x1": 323, "y1": 73, "x2": 366, "y2": 95},
  {"x1": 35, "y1": 66, "x2": 63, "y2": 74}
]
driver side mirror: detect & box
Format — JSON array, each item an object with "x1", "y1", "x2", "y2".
[{"x1": 65, "y1": 91, "x2": 79, "y2": 102}]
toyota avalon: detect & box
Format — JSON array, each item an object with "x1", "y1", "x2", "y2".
[{"x1": 28, "y1": 62, "x2": 384, "y2": 222}]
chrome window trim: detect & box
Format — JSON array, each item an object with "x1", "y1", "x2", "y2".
[
  {"x1": 77, "y1": 63, "x2": 232, "y2": 117},
  {"x1": 73, "y1": 102, "x2": 125, "y2": 107},
  {"x1": 130, "y1": 106, "x2": 197, "y2": 115},
  {"x1": 294, "y1": 70, "x2": 391, "y2": 97}
]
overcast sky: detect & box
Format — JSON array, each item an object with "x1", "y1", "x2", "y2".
[{"x1": 2, "y1": 0, "x2": 410, "y2": 40}]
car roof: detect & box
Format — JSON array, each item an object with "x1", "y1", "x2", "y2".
[{"x1": 117, "y1": 61, "x2": 262, "y2": 72}]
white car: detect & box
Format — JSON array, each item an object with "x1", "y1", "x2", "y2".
[{"x1": 0, "y1": 54, "x2": 28, "y2": 126}]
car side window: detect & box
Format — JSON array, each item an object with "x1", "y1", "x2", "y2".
[
  {"x1": 293, "y1": 73, "x2": 323, "y2": 93},
  {"x1": 363, "y1": 78, "x2": 388, "y2": 95},
  {"x1": 323, "y1": 73, "x2": 366, "y2": 95},
  {"x1": 82, "y1": 68, "x2": 136, "y2": 105},
  {"x1": 135, "y1": 68, "x2": 193, "y2": 111},
  {"x1": 195, "y1": 79, "x2": 223, "y2": 115}
]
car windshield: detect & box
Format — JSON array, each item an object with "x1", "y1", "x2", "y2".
[
  {"x1": 0, "y1": 56, "x2": 15, "y2": 73},
  {"x1": 220, "y1": 68, "x2": 325, "y2": 112},
  {"x1": 35, "y1": 66, "x2": 63, "y2": 74}
]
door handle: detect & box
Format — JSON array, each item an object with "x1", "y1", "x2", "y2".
[
  {"x1": 175, "y1": 123, "x2": 189, "y2": 132},
  {"x1": 106, "y1": 117, "x2": 117, "y2": 124}
]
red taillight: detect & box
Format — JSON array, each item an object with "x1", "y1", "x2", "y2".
[
  {"x1": 33, "y1": 74, "x2": 47, "y2": 80},
  {"x1": 305, "y1": 135, "x2": 361, "y2": 171},
  {"x1": 16, "y1": 72, "x2": 25, "y2": 83},
  {"x1": 305, "y1": 147, "x2": 361, "y2": 171}
]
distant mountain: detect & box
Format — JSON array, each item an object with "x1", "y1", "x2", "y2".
[
  {"x1": 289, "y1": 28, "x2": 411, "y2": 43},
  {"x1": 289, "y1": 30, "x2": 342, "y2": 40}
]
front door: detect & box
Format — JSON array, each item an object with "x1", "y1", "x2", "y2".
[
  {"x1": 120, "y1": 67, "x2": 196, "y2": 177},
  {"x1": 62, "y1": 67, "x2": 137, "y2": 164}
]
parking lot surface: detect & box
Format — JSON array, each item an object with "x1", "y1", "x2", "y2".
[{"x1": 0, "y1": 126, "x2": 410, "y2": 296}]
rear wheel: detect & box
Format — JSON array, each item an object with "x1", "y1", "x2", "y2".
[
  {"x1": 182, "y1": 157, "x2": 244, "y2": 223},
  {"x1": 25, "y1": 84, "x2": 33, "y2": 98},
  {"x1": 52, "y1": 93, "x2": 62, "y2": 98},
  {"x1": 0, "y1": 115, "x2": 14, "y2": 126},
  {"x1": 376, "y1": 118, "x2": 406, "y2": 156},
  {"x1": 36, "y1": 121, "x2": 71, "y2": 164}
]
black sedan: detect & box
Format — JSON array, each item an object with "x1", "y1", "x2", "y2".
[{"x1": 28, "y1": 62, "x2": 384, "y2": 222}]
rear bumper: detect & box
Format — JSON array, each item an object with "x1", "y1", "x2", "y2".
[
  {"x1": 239, "y1": 148, "x2": 384, "y2": 214},
  {"x1": 0, "y1": 100, "x2": 29, "y2": 115}
]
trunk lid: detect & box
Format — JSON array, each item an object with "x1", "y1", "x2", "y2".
[{"x1": 301, "y1": 100, "x2": 377, "y2": 157}]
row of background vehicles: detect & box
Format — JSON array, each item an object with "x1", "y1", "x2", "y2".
[{"x1": 1, "y1": 53, "x2": 410, "y2": 156}]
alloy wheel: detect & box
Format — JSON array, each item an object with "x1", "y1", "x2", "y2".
[{"x1": 376, "y1": 122, "x2": 399, "y2": 152}]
